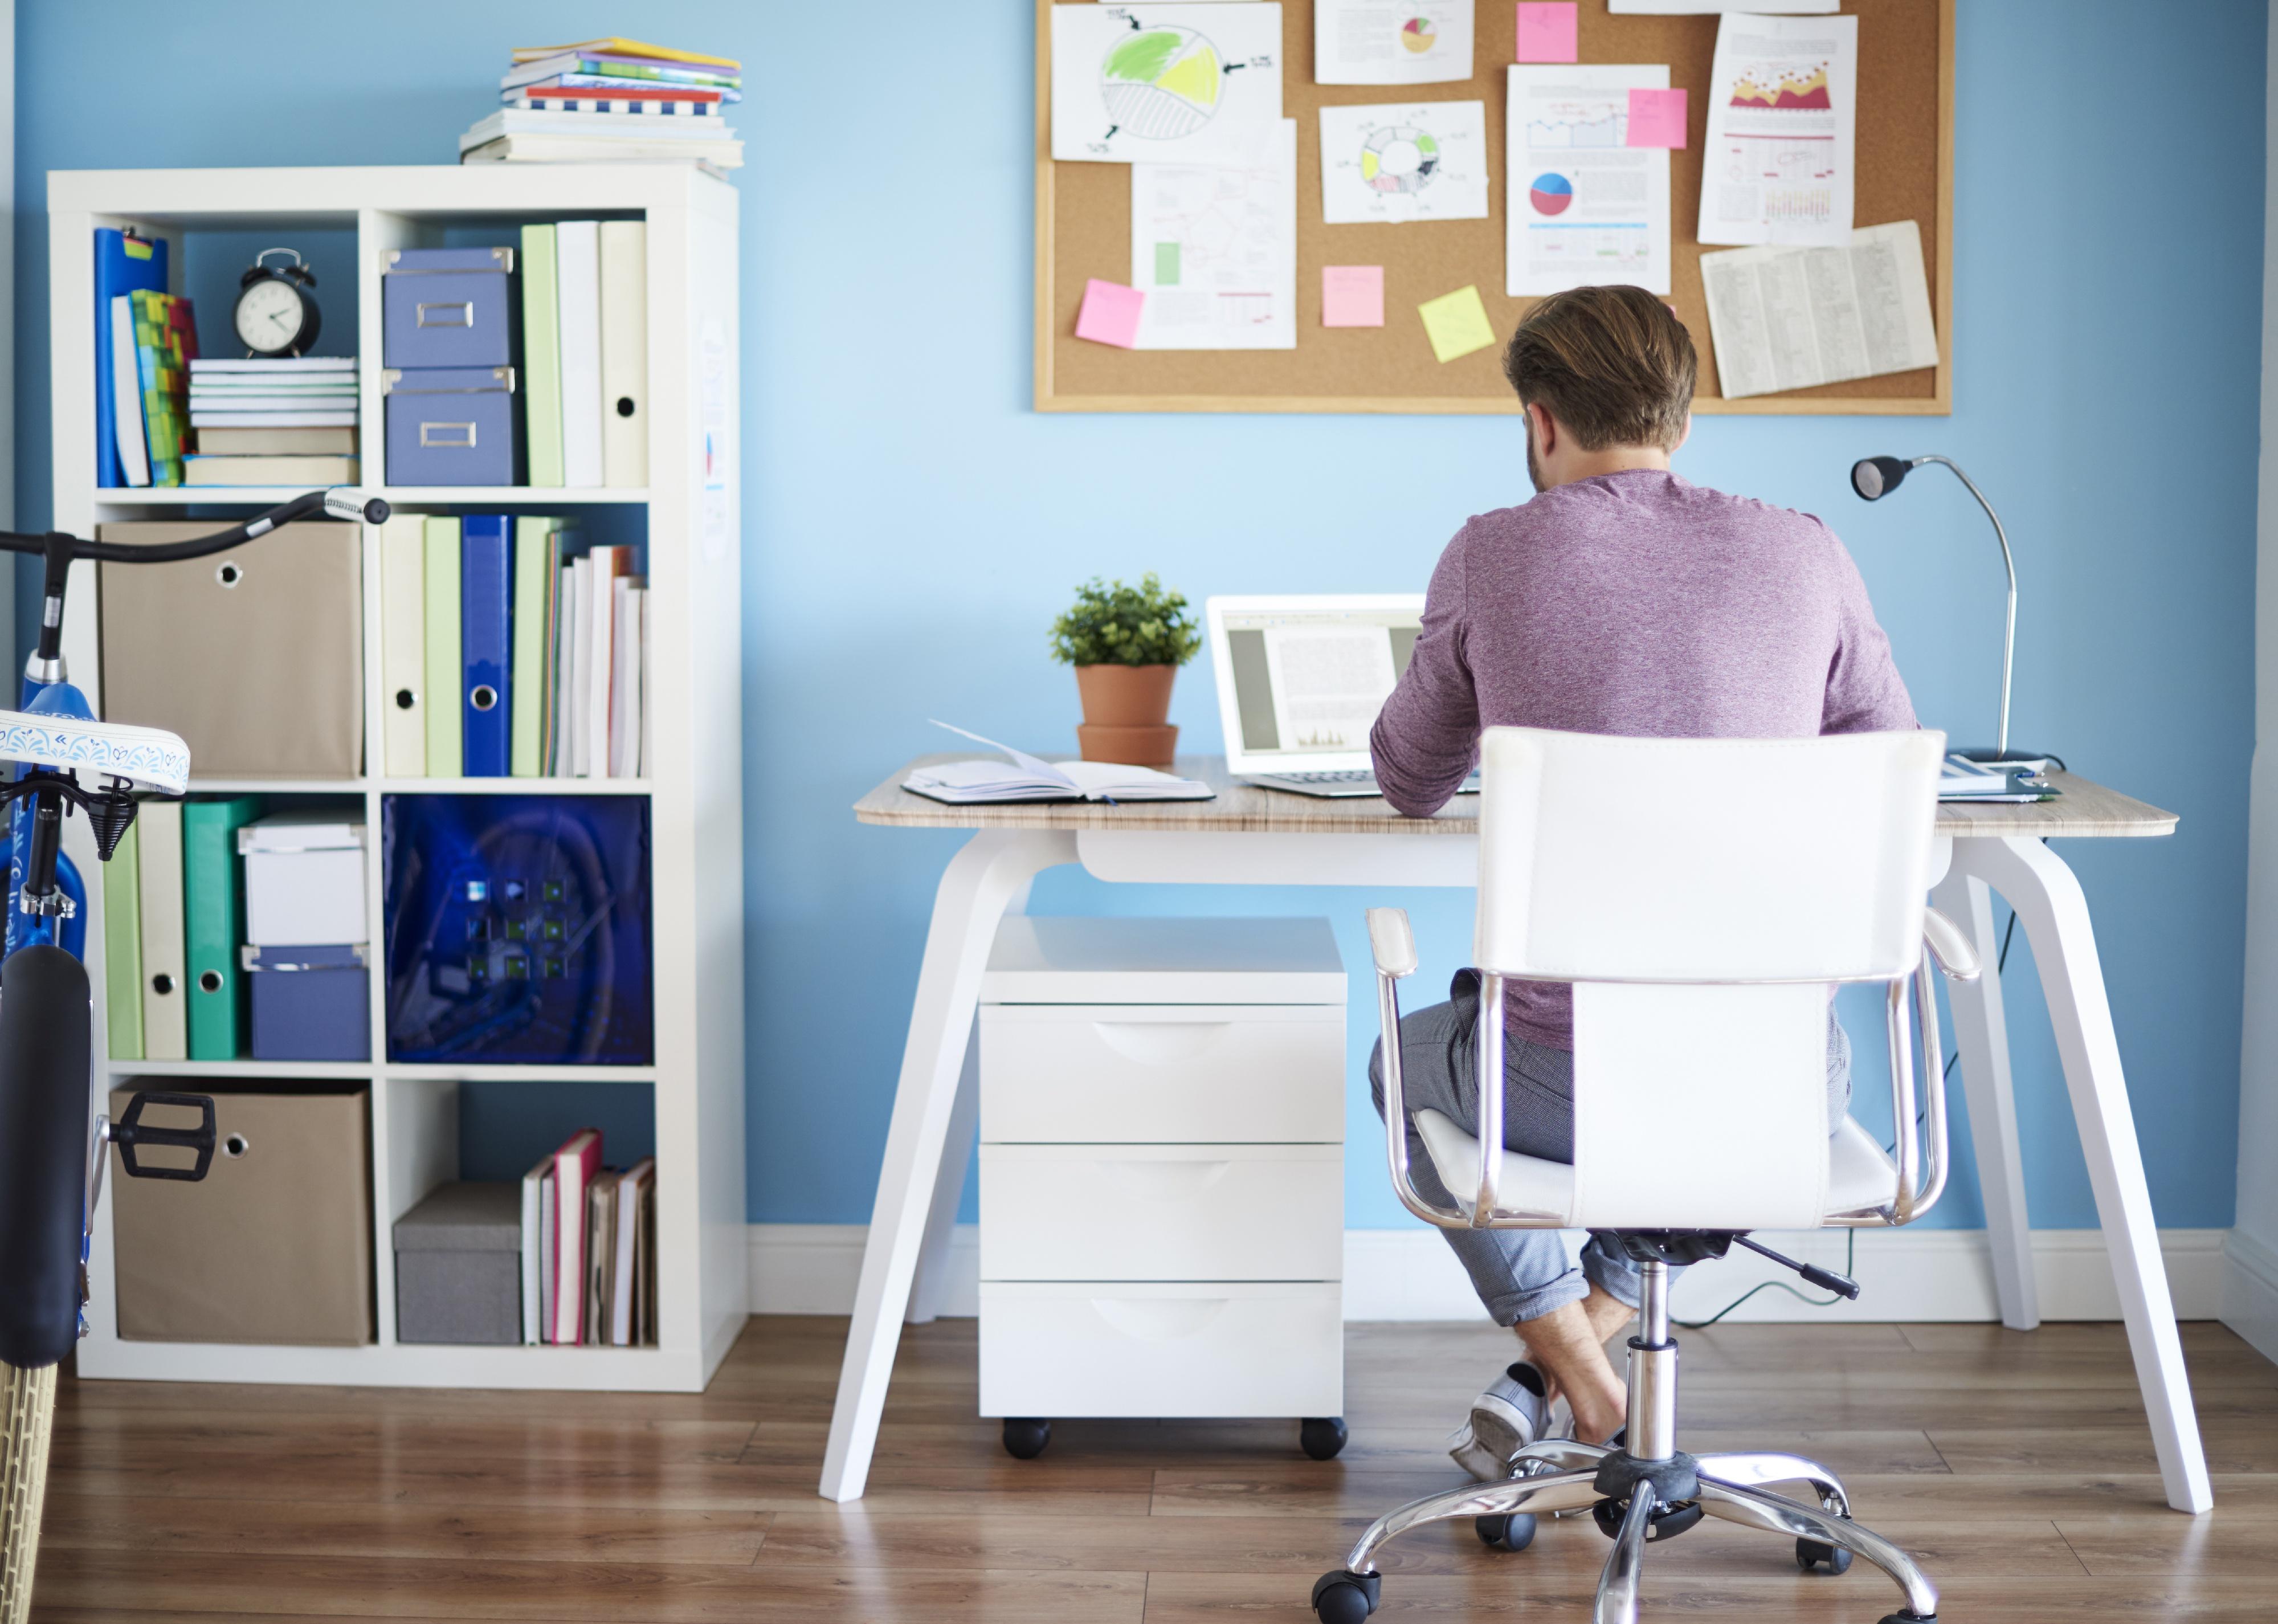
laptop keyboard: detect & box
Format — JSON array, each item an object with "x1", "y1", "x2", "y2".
[{"x1": 1273, "y1": 770, "x2": 1379, "y2": 784}]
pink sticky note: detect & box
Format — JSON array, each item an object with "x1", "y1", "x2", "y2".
[
  {"x1": 1626, "y1": 87, "x2": 1688, "y2": 148},
  {"x1": 1075, "y1": 278, "x2": 1145, "y2": 348},
  {"x1": 1322, "y1": 266, "x2": 1385, "y2": 329},
  {"x1": 1516, "y1": 3, "x2": 1578, "y2": 64}
]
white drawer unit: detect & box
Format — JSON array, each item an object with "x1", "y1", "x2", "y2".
[{"x1": 978, "y1": 916, "x2": 1347, "y2": 1465}]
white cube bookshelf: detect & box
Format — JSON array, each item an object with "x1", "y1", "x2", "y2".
[{"x1": 49, "y1": 166, "x2": 746, "y2": 1390}]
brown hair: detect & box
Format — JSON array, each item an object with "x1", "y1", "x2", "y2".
[{"x1": 1501, "y1": 286, "x2": 1696, "y2": 451}]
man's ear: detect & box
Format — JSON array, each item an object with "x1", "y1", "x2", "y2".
[
  {"x1": 1675, "y1": 411, "x2": 1692, "y2": 453},
  {"x1": 1528, "y1": 401, "x2": 1556, "y2": 453}
]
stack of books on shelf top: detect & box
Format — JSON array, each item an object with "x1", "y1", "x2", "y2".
[
  {"x1": 462, "y1": 36, "x2": 743, "y2": 172},
  {"x1": 185, "y1": 358, "x2": 359, "y2": 487}
]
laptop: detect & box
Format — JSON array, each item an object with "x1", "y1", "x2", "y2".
[{"x1": 1205, "y1": 594, "x2": 1481, "y2": 799}]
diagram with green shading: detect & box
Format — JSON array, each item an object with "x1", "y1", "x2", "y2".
[
  {"x1": 1101, "y1": 25, "x2": 1224, "y2": 140},
  {"x1": 1362, "y1": 127, "x2": 1439, "y2": 194}
]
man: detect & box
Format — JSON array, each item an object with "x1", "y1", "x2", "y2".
[{"x1": 1367, "y1": 285, "x2": 1916, "y2": 1474}]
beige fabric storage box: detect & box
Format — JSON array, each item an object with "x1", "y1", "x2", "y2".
[
  {"x1": 97, "y1": 521, "x2": 364, "y2": 779},
  {"x1": 109, "y1": 1086, "x2": 374, "y2": 1345}
]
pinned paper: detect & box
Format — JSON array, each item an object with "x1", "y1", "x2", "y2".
[
  {"x1": 1626, "y1": 87, "x2": 1688, "y2": 148},
  {"x1": 1322, "y1": 266, "x2": 1385, "y2": 328},
  {"x1": 1516, "y1": 3, "x2": 1578, "y2": 63},
  {"x1": 1418, "y1": 285, "x2": 1498, "y2": 363},
  {"x1": 1075, "y1": 278, "x2": 1146, "y2": 349}
]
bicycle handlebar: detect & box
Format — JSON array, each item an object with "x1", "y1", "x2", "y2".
[{"x1": 0, "y1": 487, "x2": 391, "y2": 566}]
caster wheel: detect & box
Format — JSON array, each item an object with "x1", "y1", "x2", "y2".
[
  {"x1": 1474, "y1": 1512, "x2": 1537, "y2": 1551},
  {"x1": 1311, "y1": 1569, "x2": 1380, "y2": 1624},
  {"x1": 1001, "y1": 1418, "x2": 1051, "y2": 1460},
  {"x1": 1300, "y1": 1417, "x2": 1349, "y2": 1461},
  {"x1": 1797, "y1": 1536, "x2": 1854, "y2": 1574}
]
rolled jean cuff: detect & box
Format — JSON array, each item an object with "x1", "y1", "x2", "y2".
[
  {"x1": 1580, "y1": 1240, "x2": 1681, "y2": 1311},
  {"x1": 1492, "y1": 1262, "x2": 1594, "y2": 1327}
]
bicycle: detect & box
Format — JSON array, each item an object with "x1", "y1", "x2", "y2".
[{"x1": 0, "y1": 487, "x2": 389, "y2": 1622}]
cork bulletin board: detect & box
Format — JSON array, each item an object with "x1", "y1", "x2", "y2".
[{"x1": 1035, "y1": 0, "x2": 1953, "y2": 414}]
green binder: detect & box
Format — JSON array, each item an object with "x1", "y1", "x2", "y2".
[
  {"x1": 521, "y1": 223, "x2": 565, "y2": 488},
  {"x1": 103, "y1": 819, "x2": 144, "y2": 1061},
  {"x1": 511, "y1": 516, "x2": 564, "y2": 776},
  {"x1": 183, "y1": 796, "x2": 259, "y2": 1060},
  {"x1": 424, "y1": 516, "x2": 463, "y2": 777}
]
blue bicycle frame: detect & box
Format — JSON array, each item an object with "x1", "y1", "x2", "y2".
[{"x1": 4, "y1": 671, "x2": 92, "y2": 962}]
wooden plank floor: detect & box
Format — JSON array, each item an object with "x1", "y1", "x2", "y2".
[{"x1": 29, "y1": 1315, "x2": 2278, "y2": 1621}]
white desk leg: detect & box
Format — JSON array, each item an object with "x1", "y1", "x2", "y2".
[
  {"x1": 819, "y1": 831, "x2": 1077, "y2": 1503},
  {"x1": 1932, "y1": 865, "x2": 2040, "y2": 1331},
  {"x1": 1953, "y1": 835, "x2": 2212, "y2": 1515},
  {"x1": 906, "y1": 1028, "x2": 979, "y2": 1325}
]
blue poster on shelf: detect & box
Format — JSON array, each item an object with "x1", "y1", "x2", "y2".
[{"x1": 383, "y1": 795, "x2": 653, "y2": 1065}]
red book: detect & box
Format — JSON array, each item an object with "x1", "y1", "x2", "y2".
[{"x1": 550, "y1": 1129, "x2": 603, "y2": 1344}]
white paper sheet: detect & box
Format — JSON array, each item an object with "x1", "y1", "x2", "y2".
[
  {"x1": 1699, "y1": 221, "x2": 1938, "y2": 399},
  {"x1": 1697, "y1": 12, "x2": 1857, "y2": 247},
  {"x1": 1130, "y1": 120, "x2": 1297, "y2": 349},
  {"x1": 1505, "y1": 64, "x2": 1671, "y2": 297},
  {"x1": 1611, "y1": 1, "x2": 1835, "y2": 13},
  {"x1": 1051, "y1": 3, "x2": 1283, "y2": 166},
  {"x1": 1313, "y1": 0, "x2": 1475, "y2": 85},
  {"x1": 1263, "y1": 624, "x2": 1398, "y2": 753},
  {"x1": 1318, "y1": 99, "x2": 1488, "y2": 225}
]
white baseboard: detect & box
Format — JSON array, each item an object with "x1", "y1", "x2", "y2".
[
  {"x1": 2222, "y1": 1226, "x2": 2278, "y2": 1360},
  {"x1": 747, "y1": 1223, "x2": 2229, "y2": 1323}
]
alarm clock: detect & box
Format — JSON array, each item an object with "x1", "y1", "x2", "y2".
[{"x1": 234, "y1": 247, "x2": 321, "y2": 358}]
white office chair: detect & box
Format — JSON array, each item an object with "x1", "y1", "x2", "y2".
[{"x1": 1313, "y1": 727, "x2": 1978, "y2": 1624}]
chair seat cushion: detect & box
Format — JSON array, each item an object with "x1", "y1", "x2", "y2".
[{"x1": 1413, "y1": 1108, "x2": 1900, "y2": 1226}]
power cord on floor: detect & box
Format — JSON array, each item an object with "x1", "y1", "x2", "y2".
[{"x1": 1674, "y1": 908, "x2": 2018, "y2": 1330}]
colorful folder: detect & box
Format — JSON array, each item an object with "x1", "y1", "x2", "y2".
[
  {"x1": 103, "y1": 819, "x2": 145, "y2": 1061},
  {"x1": 462, "y1": 515, "x2": 513, "y2": 778},
  {"x1": 183, "y1": 796, "x2": 259, "y2": 1060},
  {"x1": 423, "y1": 517, "x2": 463, "y2": 777}
]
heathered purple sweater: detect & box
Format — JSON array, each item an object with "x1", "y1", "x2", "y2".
[{"x1": 1369, "y1": 469, "x2": 1917, "y2": 1050}]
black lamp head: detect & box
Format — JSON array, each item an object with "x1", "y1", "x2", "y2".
[{"x1": 1851, "y1": 456, "x2": 1914, "y2": 501}]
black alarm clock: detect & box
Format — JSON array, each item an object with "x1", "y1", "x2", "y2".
[{"x1": 235, "y1": 248, "x2": 320, "y2": 358}]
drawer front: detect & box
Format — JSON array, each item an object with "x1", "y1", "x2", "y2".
[
  {"x1": 979, "y1": 1282, "x2": 1342, "y2": 1417},
  {"x1": 980, "y1": 1144, "x2": 1342, "y2": 1282},
  {"x1": 981, "y1": 1005, "x2": 1344, "y2": 1144}
]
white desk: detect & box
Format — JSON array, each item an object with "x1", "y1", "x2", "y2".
[{"x1": 822, "y1": 758, "x2": 2209, "y2": 1515}]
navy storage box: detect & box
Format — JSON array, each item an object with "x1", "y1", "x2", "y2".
[
  {"x1": 385, "y1": 366, "x2": 519, "y2": 486},
  {"x1": 381, "y1": 246, "x2": 516, "y2": 369},
  {"x1": 244, "y1": 943, "x2": 371, "y2": 1061}
]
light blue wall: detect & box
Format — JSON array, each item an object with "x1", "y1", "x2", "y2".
[{"x1": 15, "y1": 2, "x2": 2262, "y2": 1236}]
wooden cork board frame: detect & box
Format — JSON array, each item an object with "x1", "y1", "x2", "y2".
[{"x1": 1035, "y1": 0, "x2": 1953, "y2": 415}]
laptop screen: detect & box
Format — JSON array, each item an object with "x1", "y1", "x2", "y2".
[{"x1": 1209, "y1": 597, "x2": 1424, "y2": 772}]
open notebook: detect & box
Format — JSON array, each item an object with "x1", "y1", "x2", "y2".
[{"x1": 901, "y1": 721, "x2": 1214, "y2": 805}]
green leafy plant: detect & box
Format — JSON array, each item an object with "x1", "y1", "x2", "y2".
[{"x1": 1048, "y1": 574, "x2": 1203, "y2": 668}]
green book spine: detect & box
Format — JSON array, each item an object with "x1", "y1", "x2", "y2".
[
  {"x1": 182, "y1": 796, "x2": 259, "y2": 1061},
  {"x1": 103, "y1": 819, "x2": 144, "y2": 1061},
  {"x1": 424, "y1": 517, "x2": 463, "y2": 776},
  {"x1": 509, "y1": 516, "x2": 560, "y2": 775},
  {"x1": 521, "y1": 224, "x2": 565, "y2": 488}
]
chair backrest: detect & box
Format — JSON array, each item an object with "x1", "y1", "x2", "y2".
[{"x1": 1475, "y1": 727, "x2": 1942, "y2": 1230}]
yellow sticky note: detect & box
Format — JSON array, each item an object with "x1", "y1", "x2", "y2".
[{"x1": 1418, "y1": 285, "x2": 1497, "y2": 364}]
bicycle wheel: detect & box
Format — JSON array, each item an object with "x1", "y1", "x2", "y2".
[{"x1": 0, "y1": 1359, "x2": 56, "y2": 1624}]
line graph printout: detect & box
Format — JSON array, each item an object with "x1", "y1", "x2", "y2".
[
  {"x1": 1262, "y1": 623, "x2": 1400, "y2": 753},
  {"x1": 1698, "y1": 12, "x2": 1856, "y2": 246},
  {"x1": 1506, "y1": 64, "x2": 1671, "y2": 296},
  {"x1": 1130, "y1": 120, "x2": 1297, "y2": 349},
  {"x1": 1314, "y1": 0, "x2": 1476, "y2": 87},
  {"x1": 1318, "y1": 99, "x2": 1489, "y2": 224},
  {"x1": 1051, "y1": 3, "x2": 1283, "y2": 166}
]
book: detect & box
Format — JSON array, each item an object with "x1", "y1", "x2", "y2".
[
  {"x1": 109, "y1": 297, "x2": 150, "y2": 487},
  {"x1": 610, "y1": 1157, "x2": 654, "y2": 1345},
  {"x1": 599, "y1": 221, "x2": 647, "y2": 488},
  {"x1": 379, "y1": 516, "x2": 426, "y2": 776},
  {"x1": 566, "y1": 556, "x2": 591, "y2": 775},
  {"x1": 423, "y1": 517, "x2": 463, "y2": 777},
  {"x1": 556, "y1": 222, "x2": 604, "y2": 489},
  {"x1": 610, "y1": 576, "x2": 642, "y2": 778},
  {"x1": 902, "y1": 722, "x2": 1215, "y2": 804},
  {"x1": 1938, "y1": 754, "x2": 2060, "y2": 804},
  {"x1": 191, "y1": 356, "x2": 354, "y2": 370},
  {"x1": 585, "y1": 1169, "x2": 621, "y2": 1345},
  {"x1": 460, "y1": 109, "x2": 735, "y2": 150},
  {"x1": 183, "y1": 797, "x2": 259, "y2": 1060},
  {"x1": 520, "y1": 224, "x2": 564, "y2": 487},
  {"x1": 462, "y1": 515, "x2": 513, "y2": 778},
  {"x1": 586, "y1": 546, "x2": 630, "y2": 776},
  {"x1": 95, "y1": 228, "x2": 167, "y2": 488},
  {"x1": 460, "y1": 136, "x2": 745, "y2": 170},
  {"x1": 103, "y1": 819, "x2": 144, "y2": 1062},
  {"x1": 130, "y1": 290, "x2": 197, "y2": 487},
  {"x1": 553, "y1": 562, "x2": 577, "y2": 775},
  {"x1": 511, "y1": 517, "x2": 564, "y2": 776},
  {"x1": 190, "y1": 410, "x2": 359, "y2": 428},
  {"x1": 637, "y1": 589, "x2": 652, "y2": 779},
  {"x1": 509, "y1": 84, "x2": 726, "y2": 107},
  {"x1": 520, "y1": 1154, "x2": 552, "y2": 1345},
  {"x1": 183, "y1": 454, "x2": 357, "y2": 485},
  {"x1": 550, "y1": 1128, "x2": 603, "y2": 1345},
  {"x1": 136, "y1": 800, "x2": 187, "y2": 1060},
  {"x1": 512, "y1": 36, "x2": 741, "y2": 68},
  {"x1": 504, "y1": 56, "x2": 744, "y2": 93},
  {"x1": 194, "y1": 426, "x2": 358, "y2": 454}
]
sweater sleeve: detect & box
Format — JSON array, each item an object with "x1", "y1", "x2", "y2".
[
  {"x1": 1370, "y1": 525, "x2": 1481, "y2": 816},
  {"x1": 1820, "y1": 531, "x2": 1918, "y2": 736}
]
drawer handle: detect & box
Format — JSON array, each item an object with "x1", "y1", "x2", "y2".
[
  {"x1": 1088, "y1": 1296, "x2": 1228, "y2": 1342},
  {"x1": 1090, "y1": 1021, "x2": 1234, "y2": 1065},
  {"x1": 1096, "y1": 1158, "x2": 1232, "y2": 1197}
]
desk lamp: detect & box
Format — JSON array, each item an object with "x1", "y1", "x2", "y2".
[{"x1": 1851, "y1": 454, "x2": 2048, "y2": 771}]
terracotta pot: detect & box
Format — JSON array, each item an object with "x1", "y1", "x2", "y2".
[{"x1": 1073, "y1": 664, "x2": 1179, "y2": 766}]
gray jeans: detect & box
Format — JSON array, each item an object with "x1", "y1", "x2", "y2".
[{"x1": 1367, "y1": 970, "x2": 1854, "y2": 1327}]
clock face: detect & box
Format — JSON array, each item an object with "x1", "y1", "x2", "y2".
[{"x1": 236, "y1": 276, "x2": 307, "y2": 353}]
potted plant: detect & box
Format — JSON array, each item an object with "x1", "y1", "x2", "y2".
[{"x1": 1049, "y1": 574, "x2": 1202, "y2": 768}]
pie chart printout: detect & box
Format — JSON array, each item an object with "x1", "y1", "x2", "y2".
[
  {"x1": 1529, "y1": 172, "x2": 1575, "y2": 215},
  {"x1": 1362, "y1": 127, "x2": 1440, "y2": 194},
  {"x1": 1401, "y1": 16, "x2": 1437, "y2": 54},
  {"x1": 1101, "y1": 25, "x2": 1224, "y2": 141}
]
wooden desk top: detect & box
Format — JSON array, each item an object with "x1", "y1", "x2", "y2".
[{"x1": 855, "y1": 756, "x2": 2179, "y2": 840}]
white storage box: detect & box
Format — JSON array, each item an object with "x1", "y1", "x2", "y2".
[{"x1": 238, "y1": 814, "x2": 367, "y2": 946}]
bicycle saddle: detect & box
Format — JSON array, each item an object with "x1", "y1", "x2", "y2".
[{"x1": 0, "y1": 686, "x2": 188, "y2": 795}]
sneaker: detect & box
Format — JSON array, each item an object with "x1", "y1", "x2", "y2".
[{"x1": 1446, "y1": 1361, "x2": 1550, "y2": 1481}]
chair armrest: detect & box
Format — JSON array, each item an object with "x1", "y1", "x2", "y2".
[
  {"x1": 1922, "y1": 907, "x2": 1981, "y2": 981},
  {"x1": 1367, "y1": 907, "x2": 1418, "y2": 979}
]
